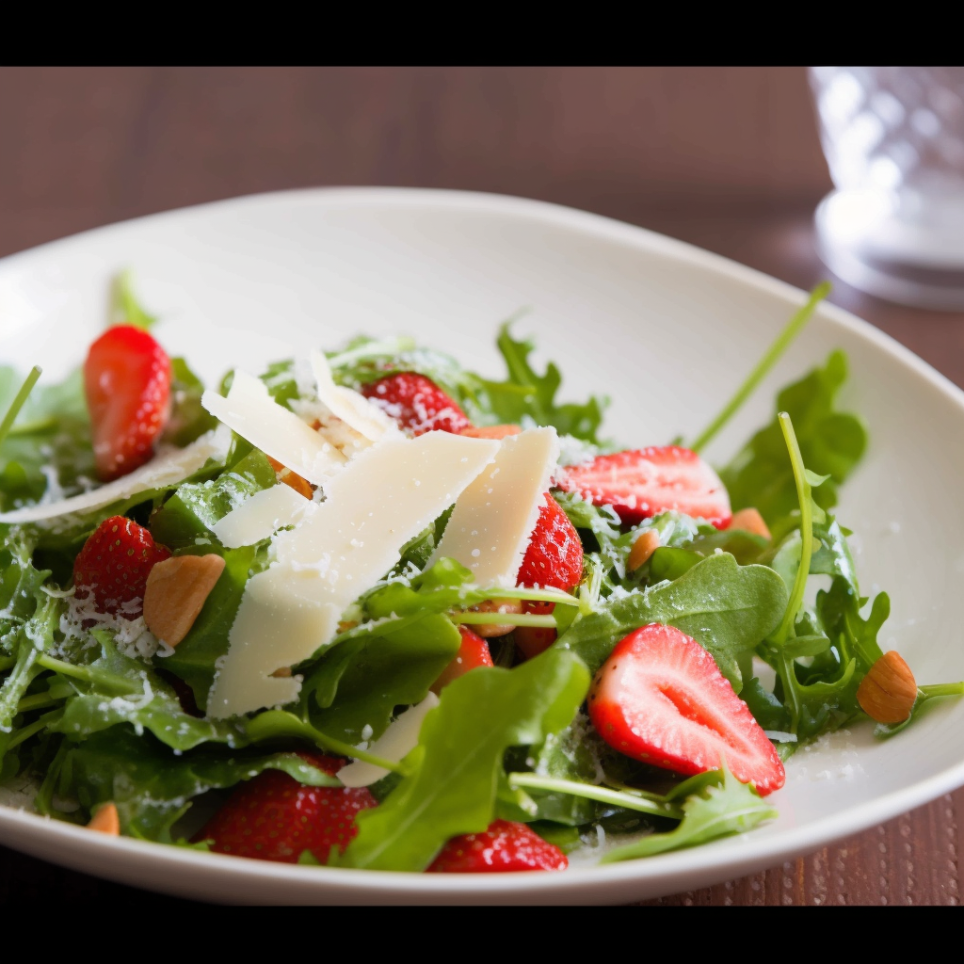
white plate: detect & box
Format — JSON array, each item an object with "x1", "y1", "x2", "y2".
[{"x1": 1, "y1": 188, "x2": 962, "y2": 905}]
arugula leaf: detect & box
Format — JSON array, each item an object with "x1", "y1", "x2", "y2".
[
  {"x1": 601, "y1": 764, "x2": 777, "y2": 861},
  {"x1": 719, "y1": 351, "x2": 867, "y2": 526},
  {"x1": 557, "y1": 552, "x2": 788, "y2": 688},
  {"x1": 304, "y1": 614, "x2": 460, "y2": 744},
  {"x1": 163, "y1": 358, "x2": 219, "y2": 447},
  {"x1": 479, "y1": 323, "x2": 608, "y2": 443},
  {"x1": 162, "y1": 546, "x2": 258, "y2": 710},
  {"x1": 0, "y1": 367, "x2": 95, "y2": 515},
  {"x1": 338, "y1": 648, "x2": 590, "y2": 871},
  {"x1": 0, "y1": 593, "x2": 61, "y2": 733},
  {"x1": 52, "y1": 726, "x2": 339, "y2": 841},
  {"x1": 48, "y1": 634, "x2": 246, "y2": 751},
  {"x1": 149, "y1": 448, "x2": 276, "y2": 550}
]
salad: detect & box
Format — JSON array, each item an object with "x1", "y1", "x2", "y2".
[{"x1": 0, "y1": 275, "x2": 960, "y2": 874}]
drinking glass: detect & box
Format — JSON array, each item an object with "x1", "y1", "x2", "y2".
[{"x1": 810, "y1": 67, "x2": 964, "y2": 310}]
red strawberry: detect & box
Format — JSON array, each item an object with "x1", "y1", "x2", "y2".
[
  {"x1": 588, "y1": 624, "x2": 785, "y2": 796},
  {"x1": 558, "y1": 446, "x2": 731, "y2": 527},
  {"x1": 516, "y1": 494, "x2": 584, "y2": 592},
  {"x1": 360, "y1": 373, "x2": 471, "y2": 436},
  {"x1": 427, "y1": 819, "x2": 568, "y2": 873},
  {"x1": 198, "y1": 754, "x2": 377, "y2": 864},
  {"x1": 514, "y1": 601, "x2": 559, "y2": 661},
  {"x1": 514, "y1": 495, "x2": 583, "y2": 660},
  {"x1": 73, "y1": 515, "x2": 172, "y2": 617},
  {"x1": 84, "y1": 325, "x2": 171, "y2": 482},
  {"x1": 432, "y1": 626, "x2": 493, "y2": 693}
]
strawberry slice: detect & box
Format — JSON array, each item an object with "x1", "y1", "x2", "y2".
[
  {"x1": 198, "y1": 754, "x2": 377, "y2": 864},
  {"x1": 84, "y1": 325, "x2": 172, "y2": 482},
  {"x1": 73, "y1": 515, "x2": 172, "y2": 618},
  {"x1": 588, "y1": 624, "x2": 785, "y2": 796},
  {"x1": 427, "y1": 819, "x2": 568, "y2": 873},
  {"x1": 432, "y1": 626, "x2": 493, "y2": 693},
  {"x1": 514, "y1": 494, "x2": 584, "y2": 660},
  {"x1": 360, "y1": 373, "x2": 471, "y2": 435},
  {"x1": 558, "y1": 446, "x2": 731, "y2": 527}
]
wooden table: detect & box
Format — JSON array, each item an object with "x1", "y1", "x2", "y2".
[{"x1": 0, "y1": 67, "x2": 961, "y2": 906}]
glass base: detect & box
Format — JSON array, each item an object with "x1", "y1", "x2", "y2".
[{"x1": 815, "y1": 190, "x2": 964, "y2": 311}]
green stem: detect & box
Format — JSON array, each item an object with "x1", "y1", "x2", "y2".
[
  {"x1": 5, "y1": 715, "x2": 51, "y2": 750},
  {"x1": 7, "y1": 416, "x2": 57, "y2": 437},
  {"x1": 0, "y1": 657, "x2": 15, "y2": 672},
  {"x1": 35, "y1": 655, "x2": 141, "y2": 695},
  {"x1": 476, "y1": 586, "x2": 581, "y2": 607},
  {"x1": 16, "y1": 691, "x2": 63, "y2": 713},
  {"x1": 920, "y1": 682, "x2": 964, "y2": 699},
  {"x1": 690, "y1": 282, "x2": 831, "y2": 453},
  {"x1": 0, "y1": 366, "x2": 42, "y2": 450},
  {"x1": 773, "y1": 413, "x2": 813, "y2": 645},
  {"x1": 455, "y1": 612, "x2": 556, "y2": 628},
  {"x1": 507, "y1": 773, "x2": 685, "y2": 821},
  {"x1": 244, "y1": 710, "x2": 408, "y2": 775}
]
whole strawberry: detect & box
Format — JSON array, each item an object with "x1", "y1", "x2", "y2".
[
  {"x1": 73, "y1": 515, "x2": 172, "y2": 617},
  {"x1": 198, "y1": 754, "x2": 376, "y2": 864},
  {"x1": 360, "y1": 373, "x2": 471, "y2": 435},
  {"x1": 516, "y1": 494, "x2": 583, "y2": 591},
  {"x1": 84, "y1": 324, "x2": 171, "y2": 482},
  {"x1": 427, "y1": 819, "x2": 568, "y2": 873}
]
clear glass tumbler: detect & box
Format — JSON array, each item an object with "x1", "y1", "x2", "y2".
[{"x1": 810, "y1": 66, "x2": 964, "y2": 310}]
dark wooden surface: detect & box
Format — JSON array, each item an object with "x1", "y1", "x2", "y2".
[{"x1": 1, "y1": 67, "x2": 961, "y2": 906}]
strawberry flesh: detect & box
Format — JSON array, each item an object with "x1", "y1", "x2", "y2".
[
  {"x1": 84, "y1": 324, "x2": 171, "y2": 482},
  {"x1": 72, "y1": 515, "x2": 172, "y2": 618},
  {"x1": 198, "y1": 754, "x2": 377, "y2": 864},
  {"x1": 360, "y1": 372, "x2": 471, "y2": 435},
  {"x1": 427, "y1": 819, "x2": 568, "y2": 873},
  {"x1": 588, "y1": 623, "x2": 785, "y2": 796},
  {"x1": 432, "y1": 626, "x2": 493, "y2": 693},
  {"x1": 558, "y1": 446, "x2": 731, "y2": 527}
]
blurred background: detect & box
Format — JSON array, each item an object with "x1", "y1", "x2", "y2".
[{"x1": 2, "y1": 66, "x2": 962, "y2": 907}]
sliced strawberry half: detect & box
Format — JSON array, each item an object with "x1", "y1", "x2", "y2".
[
  {"x1": 558, "y1": 446, "x2": 731, "y2": 527},
  {"x1": 432, "y1": 626, "x2": 493, "y2": 693},
  {"x1": 588, "y1": 623, "x2": 785, "y2": 796},
  {"x1": 427, "y1": 819, "x2": 568, "y2": 873},
  {"x1": 84, "y1": 324, "x2": 172, "y2": 482},
  {"x1": 73, "y1": 515, "x2": 172, "y2": 618},
  {"x1": 197, "y1": 753, "x2": 377, "y2": 864},
  {"x1": 360, "y1": 372, "x2": 471, "y2": 436}
]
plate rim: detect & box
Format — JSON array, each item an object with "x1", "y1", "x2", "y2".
[{"x1": 2, "y1": 185, "x2": 963, "y2": 900}]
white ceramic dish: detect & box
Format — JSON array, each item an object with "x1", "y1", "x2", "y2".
[{"x1": 1, "y1": 188, "x2": 962, "y2": 905}]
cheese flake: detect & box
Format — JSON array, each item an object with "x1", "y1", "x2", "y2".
[
  {"x1": 431, "y1": 427, "x2": 561, "y2": 587},
  {"x1": 211, "y1": 483, "x2": 317, "y2": 549},
  {"x1": 0, "y1": 426, "x2": 232, "y2": 525},
  {"x1": 207, "y1": 431, "x2": 500, "y2": 718},
  {"x1": 310, "y1": 349, "x2": 397, "y2": 443},
  {"x1": 201, "y1": 371, "x2": 344, "y2": 485},
  {"x1": 338, "y1": 693, "x2": 440, "y2": 788}
]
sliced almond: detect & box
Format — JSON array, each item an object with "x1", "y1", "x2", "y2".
[
  {"x1": 271, "y1": 666, "x2": 292, "y2": 678},
  {"x1": 464, "y1": 598, "x2": 524, "y2": 637},
  {"x1": 459, "y1": 425, "x2": 522, "y2": 440},
  {"x1": 88, "y1": 802, "x2": 120, "y2": 835},
  {"x1": 728, "y1": 507, "x2": 771, "y2": 540},
  {"x1": 266, "y1": 456, "x2": 313, "y2": 500},
  {"x1": 143, "y1": 554, "x2": 226, "y2": 648},
  {"x1": 628, "y1": 529, "x2": 660, "y2": 572},
  {"x1": 857, "y1": 651, "x2": 918, "y2": 724}
]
